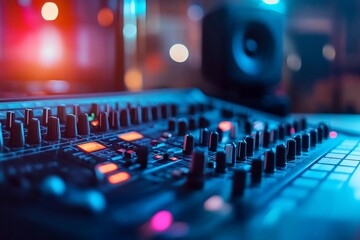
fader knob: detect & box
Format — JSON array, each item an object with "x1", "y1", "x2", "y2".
[
  {"x1": 109, "y1": 111, "x2": 120, "y2": 129},
  {"x1": 251, "y1": 158, "x2": 263, "y2": 184},
  {"x1": 90, "y1": 103, "x2": 100, "y2": 117},
  {"x1": 245, "y1": 135, "x2": 254, "y2": 156},
  {"x1": 170, "y1": 104, "x2": 178, "y2": 117},
  {"x1": 232, "y1": 169, "x2": 247, "y2": 197},
  {"x1": 10, "y1": 120, "x2": 25, "y2": 147},
  {"x1": 168, "y1": 118, "x2": 176, "y2": 131},
  {"x1": 236, "y1": 140, "x2": 247, "y2": 161},
  {"x1": 151, "y1": 106, "x2": 160, "y2": 121},
  {"x1": 136, "y1": 146, "x2": 149, "y2": 169},
  {"x1": 293, "y1": 120, "x2": 299, "y2": 133},
  {"x1": 278, "y1": 123, "x2": 285, "y2": 140},
  {"x1": 188, "y1": 117, "x2": 196, "y2": 130},
  {"x1": 78, "y1": 113, "x2": 90, "y2": 135},
  {"x1": 98, "y1": 112, "x2": 109, "y2": 132},
  {"x1": 300, "y1": 117, "x2": 307, "y2": 131},
  {"x1": 310, "y1": 129, "x2": 318, "y2": 147},
  {"x1": 120, "y1": 109, "x2": 130, "y2": 127},
  {"x1": 27, "y1": 118, "x2": 42, "y2": 144},
  {"x1": 321, "y1": 123, "x2": 329, "y2": 139},
  {"x1": 254, "y1": 131, "x2": 260, "y2": 150},
  {"x1": 199, "y1": 128, "x2": 209, "y2": 146},
  {"x1": 208, "y1": 131, "x2": 219, "y2": 152},
  {"x1": 230, "y1": 122, "x2": 238, "y2": 139},
  {"x1": 186, "y1": 150, "x2": 206, "y2": 189},
  {"x1": 6, "y1": 111, "x2": 15, "y2": 130},
  {"x1": 276, "y1": 143, "x2": 286, "y2": 168},
  {"x1": 65, "y1": 114, "x2": 78, "y2": 138},
  {"x1": 215, "y1": 151, "x2": 226, "y2": 173},
  {"x1": 130, "y1": 106, "x2": 141, "y2": 125},
  {"x1": 263, "y1": 130, "x2": 270, "y2": 148},
  {"x1": 264, "y1": 150, "x2": 275, "y2": 173},
  {"x1": 47, "y1": 117, "x2": 61, "y2": 141},
  {"x1": 24, "y1": 109, "x2": 34, "y2": 127},
  {"x1": 57, "y1": 105, "x2": 67, "y2": 124},
  {"x1": 287, "y1": 139, "x2": 296, "y2": 161},
  {"x1": 302, "y1": 132, "x2": 310, "y2": 151},
  {"x1": 42, "y1": 107, "x2": 52, "y2": 126},
  {"x1": 73, "y1": 105, "x2": 81, "y2": 116},
  {"x1": 178, "y1": 119, "x2": 187, "y2": 136},
  {"x1": 160, "y1": 104, "x2": 168, "y2": 119},
  {"x1": 317, "y1": 125, "x2": 323, "y2": 143},
  {"x1": 225, "y1": 142, "x2": 236, "y2": 167},
  {"x1": 199, "y1": 116, "x2": 209, "y2": 128},
  {"x1": 294, "y1": 135, "x2": 302, "y2": 155},
  {"x1": 183, "y1": 134, "x2": 194, "y2": 154},
  {"x1": 216, "y1": 127, "x2": 223, "y2": 142},
  {"x1": 141, "y1": 106, "x2": 150, "y2": 123},
  {"x1": 245, "y1": 119, "x2": 252, "y2": 134}
]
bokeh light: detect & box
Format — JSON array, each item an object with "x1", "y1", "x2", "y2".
[
  {"x1": 286, "y1": 54, "x2": 302, "y2": 72},
  {"x1": 123, "y1": 24, "x2": 137, "y2": 39},
  {"x1": 41, "y1": 2, "x2": 59, "y2": 21},
  {"x1": 262, "y1": 0, "x2": 280, "y2": 5},
  {"x1": 322, "y1": 44, "x2": 336, "y2": 61},
  {"x1": 187, "y1": 5, "x2": 204, "y2": 22},
  {"x1": 97, "y1": 8, "x2": 114, "y2": 27},
  {"x1": 150, "y1": 210, "x2": 173, "y2": 232},
  {"x1": 169, "y1": 44, "x2": 189, "y2": 63},
  {"x1": 125, "y1": 68, "x2": 143, "y2": 91}
]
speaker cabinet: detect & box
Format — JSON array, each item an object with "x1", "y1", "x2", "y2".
[{"x1": 202, "y1": 3, "x2": 285, "y2": 91}]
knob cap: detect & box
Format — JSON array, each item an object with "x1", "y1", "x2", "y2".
[
  {"x1": 65, "y1": 114, "x2": 78, "y2": 138},
  {"x1": 232, "y1": 168, "x2": 247, "y2": 197},
  {"x1": 254, "y1": 131, "x2": 260, "y2": 150},
  {"x1": 278, "y1": 123, "x2": 285, "y2": 140},
  {"x1": 208, "y1": 131, "x2": 219, "y2": 152},
  {"x1": 42, "y1": 107, "x2": 52, "y2": 126},
  {"x1": 215, "y1": 151, "x2": 226, "y2": 173},
  {"x1": 216, "y1": 127, "x2": 223, "y2": 142},
  {"x1": 310, "y1": 129, "x2": 317, "y2": 147},
  {"x1": 317, "y1": 125, "x2": 323, "y2": 143},
  {"x1": 245, "y1": 119, "x2": 252, "y2": 134},
  {"x1": 24, "y1": 109, "x2": 34, "y2": 127},
  {"x1": 320, "y1": 123, "x2": 329, "y2": 139},
  {"x1": 272, "y1": 128, "x2": 278, "y2": 143},
  {"x1": 98, "y1": 112, "x2": 109, "y2": 132},
  {"x1": 130, "y1": 106, "x2": 141, "y2": 125},
  {"x1": 78, "y1": 113, "x2": 90, "y2": 135},
  {"x1": 236, "y1": 140, "x2": 247, "y2": 161},
  {"x1": 245, "y1": 135, "x2": 254, "y2": 156},
  {"x1": 294, "y1": 135, "x2": 302, "y2": 155},
  {"x1": 287, "y1": 139, "x2": 296, "y2": 161},
  {"x1": 6, "y1": 111, "x2": 15, "y2": 130},
  {"x1": 168, "y1": 118, "x2": 176, "y2": 131},
  {"x1": 10, "y1": 120, "x2": 25, "y2": 147},
  {"x1": 160, "y1": 104, "x2": 168, "y2": 119},
  {"x1": 251, "y1": 158, "x2": 263, "y2": 184},
  {"x1": 293, "y1": 120, "x2": 299, "y2": 133},
  {"x1": 300, "y1": 117, "x2": 307, "y2": 131},
  {"x1": 170, "y1": 104, "x2": 178, "y2": 117},
  {"x1": 177, "y1": 119, "x2": 187, "y2": 136},
  {"x1": 276, "y1": 143, "x2": 286, "y2": 168},
  {"x1": 183, "y1": 133, "x2": 194, "y2": 154},
  {"x1": 73, "y1": 104, "x2": 81, "y2": 116},
  {"x1": 302, "y1": 132, "x2": 310, "y2": 151},
  {"x1": 109, "y1": 111, "x2": 120, "y2": 129},
  {"x1": 199, "y1": 128, "x2": 209, "y2": 146},
  {"x1": 230, "y1": 122, "x2": 238, "y2": 139},
  {"x1": 47, "y1": 117, "x2": 61, "y2": 141},
  {"x1": 263, "y1": 130, "x2": 271, "y2": 148},
  {"x1": 120, "y1": 109, "x2": 130, "y2": 127},
  {"x1": 136, "y1": 146, "x2": 148, "y2": 169},
  {"x1": 141, "y1": 106, "x2": 150, "y2": 123},
  {"x1": 151, "y1": 106, "x2": 160, "y2": 121},
  {"x1": 90, "y1": 103, "x2": 100, "y2": 117},
  {"x1": 264, "y1": 150, "x2": 275, "y2": 173},
  {"x1": 186, "y1": 150, "x2": 206, "y2": 189},
  {"x1": 225, "y1": 142, "x2": 236, "y2": 167},
  {"x1": 27, "y1": 118, "x2": 42, "y2": 144},
  {"x1": 57, "y1": 105, "x2": 67, "y2": 124},
  {"x1": 188, "y1": 117, "x2": 196, "y2": 130}
]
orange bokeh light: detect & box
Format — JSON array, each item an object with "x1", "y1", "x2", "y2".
[
  {"x1": 78, "y1": 142, "x2": 106, "y2": 153},
  {"x1": 97, "y1": 163, "x2": 119, "y2": 174},
  {"x1": 108, "y1": 172, "x2": 130, "y2": 184},
  {"x1": 97, "y1": 8, "x2": 114, "y2": 27},
  {"x1": 218, "y1": 121, "x2": 232, "y2": 132},
  {"x1": 118, "y1": 131, "x2": 144, "y2": 142}
]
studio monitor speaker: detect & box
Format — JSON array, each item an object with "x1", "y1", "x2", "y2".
[{"x1": 202, "y1": 2, "x2": 285, "y2": 92}]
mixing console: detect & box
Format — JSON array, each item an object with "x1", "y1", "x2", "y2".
[{"x1": 0, "y1": 88, "x2": 360, "y2": 239}]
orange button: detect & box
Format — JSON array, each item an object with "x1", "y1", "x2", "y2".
[
  {"x1": 108, "y1": 172, "x2": 130, "y2": 184},
  {"x1": 78, "y1": 142, "x2": 106, "y2": 153},
  {"x1": 118, "y1": 131, "x2": 144, "y2": 141},
  {"x1": 97, "y1": 163, "x2": 118, "y2": 174}
]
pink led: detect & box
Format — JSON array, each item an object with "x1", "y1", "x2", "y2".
[
  {"x1": 150, "y1": 210, "x2": 173, "y2": 232},
  {"x1": 290, "y1": 127, "x2": 295, "y2": 135},
  {"x1": 329, "y1": 131, "x2": 337, "y2": 139}
]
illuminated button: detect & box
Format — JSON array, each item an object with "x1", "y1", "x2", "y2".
[
  {"x1": 218, "y1": 121, "x2": 232, "y2": 132},
  {"x1": 118, "y1": 131, "x2": 143, "y2": 141},
  {"x1": 97, "y1": 163, "x2": 119, "y2": 174},
  {"x1": 91, "y1": 120, "x2": 99, "y2": 127},
  {"x1": 125, "y1": 149, "x2": 136, "y2": 158},
  {"x1": 108, "y1": 172, "x2": 130, "y2": 184},
  {"x1": 78, "y1": 142, "x2": 106, "y2": 153}
]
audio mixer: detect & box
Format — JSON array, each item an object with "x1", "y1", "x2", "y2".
[{"x1": 1, "y1": 88, "x2": 360, "y2": 239}]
